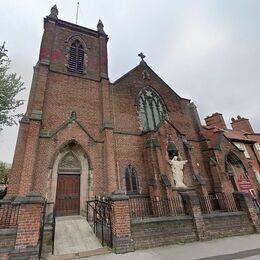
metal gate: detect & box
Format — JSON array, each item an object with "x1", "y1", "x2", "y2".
[{"x1": 86, "y1": 198, "x2": 113, "y2": 248}]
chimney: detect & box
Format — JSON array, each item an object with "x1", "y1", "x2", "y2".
[
  {"x1": 205, "y1": 112, "x2": 227, "y2": 129},
  {"x1": 231, "y1": 116, "x2": 254, "y2": 133}
]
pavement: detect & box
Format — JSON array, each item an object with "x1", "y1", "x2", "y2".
[{"x1": 83, "y1": 234, "x2": 260, "y2": 260}]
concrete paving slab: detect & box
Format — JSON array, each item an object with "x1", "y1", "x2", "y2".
[
  {"x1": 83, "y1": 234, "x2": 260, "y2": 260},
  {"x1": 54, "y1": 215, "x2": 102, "y2": 256}
]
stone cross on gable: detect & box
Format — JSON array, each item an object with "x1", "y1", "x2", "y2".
[{"x1": 138, "y1": 52, "x2": 146, "y2": 62}]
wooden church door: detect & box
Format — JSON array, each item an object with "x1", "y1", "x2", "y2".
[
  {"x1": 56, "y1": 174, "x2": 80, "y2": 216},
  {"x1": 55, "y1": 152, "x2": 81, "y2": 216}
]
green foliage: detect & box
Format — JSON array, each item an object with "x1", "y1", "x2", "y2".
[
  {"x1": 0, "y1": 42, "x2": 24, "y2": 130},
  {"x1": 0, "y1": 162, "x2": 10, "y2": 184}
]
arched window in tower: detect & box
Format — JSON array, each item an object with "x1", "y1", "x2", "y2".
[
  {"x1": 138, "y1": 87, "x2": 167, "y2": 131},
  {"x1": 125, "y1": 164, "x2": 139, "y2": 194},
  {"x1": 68, "y1": 40, "x2": 84, "y2": 74}
]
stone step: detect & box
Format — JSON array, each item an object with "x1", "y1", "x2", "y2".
[{"x1": 47, "y1": 247, "x2": 110, "y2": 260}]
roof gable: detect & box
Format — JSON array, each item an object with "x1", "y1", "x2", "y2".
[{"x1": 112, "y1": 61, "x2": 188, "y2": 101}]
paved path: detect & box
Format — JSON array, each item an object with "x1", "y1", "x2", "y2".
[
  {"x1": 84, "y1": 234, "x2": 260, "y2": 260},
  {"x1": 54, "y1": 215, "x2": 102, "y2": 255}
]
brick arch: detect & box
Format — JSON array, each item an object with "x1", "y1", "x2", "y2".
[
  {"x1": 65, "y1": 34, "x2": 89, "y2": 49},
  {"x1": 224, "y1": 151, "x2": 248, "y2": 192},
  {"x1": 224, "y1": 151, "x2": 247, "y2": 174}
]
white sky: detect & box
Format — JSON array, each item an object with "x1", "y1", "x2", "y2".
[{"x1": 0, "y1": 0, "x2": 260, "y2": 163}]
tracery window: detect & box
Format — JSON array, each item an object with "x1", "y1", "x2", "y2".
[
  {"x1": 58, "y1": 152, "x2": 81, "y2": 173},
  {"x1": 138, "y1": 87, "x2": 166, "y2": 131},
  {"x1": 125, "y1": 164, "x2": 139, "y2": 194},
  {"x1": 68, "y1": 40, "x2": 84, "y2": 74}
]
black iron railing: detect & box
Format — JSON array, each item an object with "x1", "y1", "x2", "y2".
[
  {"x1": 0, "y1": 202, "x2": 20, "y2": 228},
  {"x1": 52, "y1": 209, "x2": 56, "y2": 255},
  {"x1": 129, "y1": 196, "x2": 186, "y2": 219},
  {"x1": 199, "y1": 193, "x2": 242, "y2": 214},
  {"x1": 87, "y1": 198, "x2": 113, "y2": 248},
  {"x1": 38, "y1": 199, "x2": 48, "y2": 259}
]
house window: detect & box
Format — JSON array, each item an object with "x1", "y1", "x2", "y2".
[
  {"x1": 138, "y1": 87, "x2": 166, "y2": 131},
  {"x1": 255, "y1": 172, "x2": 260, "y2": 184},
  {"x1": 233, "y1": 142, "x2": 250, "y2": 158},
  {"x1": 125, "y1": 164, "x2": 139, "y2": 194},
  {"x1": 68, "y1": 40, "x2": 84, "y2": 74},
  {"x1": 254, "y1": 143, "x2": 260, "y2": 156}
]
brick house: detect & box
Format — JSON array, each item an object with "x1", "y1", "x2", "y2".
[
  {"x1": 2, "y1": 5, "x2": 260, "y2": 258},
  {"x1": 203, "y1": 113, "x2": 260, "y2": 198}
]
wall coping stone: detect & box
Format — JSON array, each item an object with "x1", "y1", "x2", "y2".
[
  {"x1": 13, "y1": 192, "x2": 45, "y2": 204},
  {"x1": 180, "y1": 191, "x2": 200, "y2": 204},
  {"x1": 0, "y1": 196, "x2": 13, "y2": 204},
  {"x1": 131, "y1": 215, "x2": 192, "y2": 224},
  {"x1": 103, "y1": 121, "x2": 113, "y2": 130},
  {"x1": 203, "y1": 211, "x2": 246, "y2": 219},
  {"x1": 10, "y1": 245, "x2": 39, "y2": 259},
  {"x1": 0, "y1": 228, "x2": 17, "y2": 236},
  {"x1": 109, "y1": 191, "x2": 129, "y2": 201}
]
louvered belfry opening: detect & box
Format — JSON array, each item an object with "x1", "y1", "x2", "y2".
[{"x1": 68, "y1": 40, "x2": 84, "y2": 74}]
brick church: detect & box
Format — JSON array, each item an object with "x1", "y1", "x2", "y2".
[
  {"x1": 7, "y1": 3, "x2": 260, "y2": 215},
  {"x1": 3, "y1": 5, "x2": 260, "y2": 256}
]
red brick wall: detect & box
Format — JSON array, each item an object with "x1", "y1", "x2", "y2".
[
  {"x1": 231, "y1": 116, "x2": 254, "y2": 133},
  {"x1": 15, "y1": 204, "x2": 42, "y2": 249},
  {"x1": 8, "y1": 122, "x2": 29, "y2": 195},
  {"x1": 205, "y1": 113, "x2": 227, "y2": 129},
  {"x1": 112, "y1": 64, "x2": 211, "y2": 195}
]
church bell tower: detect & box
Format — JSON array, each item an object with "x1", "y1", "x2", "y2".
[{"x1": 8, "y1": 5, "x2": 116, "y2": 216}]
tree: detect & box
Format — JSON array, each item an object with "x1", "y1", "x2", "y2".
[
  {"x1": 0, "y1": 43, "x2": 24, "y2": 130},
  {"x1": 0, "y1": 162, "x2": 10, "y2": 184}
]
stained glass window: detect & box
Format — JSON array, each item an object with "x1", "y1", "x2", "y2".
[{"x1": 138, "y1": 87, "x2": 166, "y2": 131}]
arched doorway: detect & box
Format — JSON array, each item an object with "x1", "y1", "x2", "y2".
[
  {"x1": 226, "y1": 152, "x2": 249, "y2": 192},
  {"x1": 47, "y1": 142, "x2": 92, "y2": 218},
  {"x1": 55, "y1": 152, "x2": 81, "y2": 216}
]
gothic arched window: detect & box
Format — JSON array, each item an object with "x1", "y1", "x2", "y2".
[
  {"x1": 125, "y1": 165, "x2": 139, "y2": 194},
  {"x1": 68, "y1": 40, "x2": 84, "y2": 74},
  {"x1": 138, "y1": 87, "x2": 167, "y2": 132}
]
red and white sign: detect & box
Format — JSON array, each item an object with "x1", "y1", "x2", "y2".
[{"x1": 237, "y1": 174, "x2": 253, "y2": 193}]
